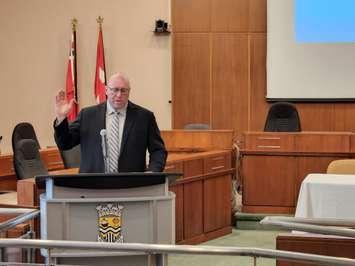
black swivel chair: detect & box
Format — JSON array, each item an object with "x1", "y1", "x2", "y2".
[
  {"x1": 264, "y1": 102, "x2": 301, "y2": 132},
  {"x1": 12, "y1": 122, "x2": 41, "y2": 151},
  {"x1": 12, "y1": 122, "x2": 45, "y2": 179},
  {"x1": 59, "y1": 144, "x2": 81, "y2": 169},
  {"x1": 13, "y1": 139, "x2": 48, "y2": 179}
]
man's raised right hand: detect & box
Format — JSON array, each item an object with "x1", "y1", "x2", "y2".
[{"x1": 55, "y1": 89, "x2": 75, "y2": 123}]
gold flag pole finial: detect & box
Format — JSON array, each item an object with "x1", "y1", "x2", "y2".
[
  {"x1": 71, "y1": 18, "x2": 78, "y2": 31},
  {"x1": 97, "y1": 16, "x2": 104, "y2": 29}
]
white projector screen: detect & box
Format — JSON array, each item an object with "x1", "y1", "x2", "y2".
[{"x1": 267, "y1": 0, "x2": 355, "y2": 102}]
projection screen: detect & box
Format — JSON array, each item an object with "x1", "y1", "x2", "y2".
[{"x1": 267, "y1": 0, "x2": 355, "y2": 102}]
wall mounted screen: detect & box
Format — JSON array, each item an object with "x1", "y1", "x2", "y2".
[
  {"x1": 296, "y1": 0, "x2": 355, "y2": 43},
  {"x1": 267, "y1": 0, "x2": 355, "y2": 101}
]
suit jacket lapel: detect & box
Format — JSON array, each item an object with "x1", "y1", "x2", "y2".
[
  {"x1": 120, "y1": 101, "x2": 137, "y2": 155},
  {"x1": 97, "y1": 102, "x2": 107, "y2": 131}
]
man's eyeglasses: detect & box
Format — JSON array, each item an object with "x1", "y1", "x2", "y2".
[{"x1": 107, "y1": 87, "x2": 130, "y2": 95}]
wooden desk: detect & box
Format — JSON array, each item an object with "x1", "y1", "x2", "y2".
[
  {"x1": 166, "y1": 150, "x2": 233, "y2": 244},
  {"x1": 276, "y1": 233, "x2": 355, "y2": 266},
  {"x1": 241, "y1": 131, "x2": 355, "y2": 214},
  {"x1": 16, "y1": 150, "x2": 233, "y2": 245},
  {"x1": 1, "y1": 130, "x2": 234, "y2": 190},
  {"x1": 163, "y1": 130, "x2": 235, "y2": 243},
  {"x1": 9, "y1": 130, "x2": 234, "y2": 244}
]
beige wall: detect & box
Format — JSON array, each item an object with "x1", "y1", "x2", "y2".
[{"x1": 0, "y1": 0, "x2": 171, "y2": 153}]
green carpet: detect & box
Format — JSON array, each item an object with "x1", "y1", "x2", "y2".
[{"x1": 168, "y1": 229, "x2": 285, "y2": 266}]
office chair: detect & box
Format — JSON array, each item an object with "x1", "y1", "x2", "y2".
[
  {"x1": 13, "y1": 139, "x2": 48, "y2": 179},
  {"x1": 327, "y1": 159, "x2": 355, "y2": 174},
  {"x1": 59, "y1": 144, "x2": 81, "y2": 169},
  {"x1": 184, "y1": 123, "x2": 210, "y2": 130},
  {"x1": 264, "y1": 102, "x2": 301, "y2": 132},
  {"x1": 12, "y1": 122, "x2": 43, "y2": 179},
  {"x1": 12, "y1": 122, "x2": 41, "y2": 150}
]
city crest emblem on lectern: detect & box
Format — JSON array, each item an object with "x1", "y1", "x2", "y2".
[{"x1": 96, "y1": 203, "x2": 124, "y2": 243}]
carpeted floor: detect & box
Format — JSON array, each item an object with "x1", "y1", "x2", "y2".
[{"x1": 168, "y1": 229, "x2": 285, "y2": 266}]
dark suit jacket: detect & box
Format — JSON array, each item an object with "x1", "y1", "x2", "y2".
[{"x1": 54, "y1": 101, "x2": 167, "y2": 173}]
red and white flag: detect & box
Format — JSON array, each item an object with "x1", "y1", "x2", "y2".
[
  {"x1": 94, "y1": 21, "x2": 106, "y2": 103},
  {"x1": 66, "y1": 20, "x2": 78, "y2": 121}
]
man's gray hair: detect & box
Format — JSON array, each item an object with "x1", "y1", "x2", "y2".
[{"x1": 107, "y1": 72, "x2": 131, "y2": 88}]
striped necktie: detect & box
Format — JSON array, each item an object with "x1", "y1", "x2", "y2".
[{"x1": 108, "y1": 112, "x2": 120, "y2": 173}]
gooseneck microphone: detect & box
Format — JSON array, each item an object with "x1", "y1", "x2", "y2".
[{"x1": 100, "y1": 129, "x2": 109, "y2": 173}]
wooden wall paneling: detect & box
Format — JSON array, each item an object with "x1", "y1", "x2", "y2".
[
  {"x1": 248, "y1": 0, "x2": 267, "y2": 32},
  {"x1": 172, "y1": 0, "x2": 211, "y2": 32},
  {"x1": 333, "y1": 103, "x2": 355, "y2": 132},
  {"x1": 204, "y1": 175, "x2": 231, "y2": 232},
  {"x1": 212, "y1": 34, "x2": 249, "y2": 133},
  {"x1": 296, "y1": 103, "x2": 334, "y2": 131},
  {"x1": 211, "y1": 0, "x2": 249, "y2": 32},
  {"x1": 172, "y1": 0, "x2": 355, "y2": 148},
  {"x1": 173, "y1": 33, "x2": 211, "y2": 128},
  {"x1": 183, "y1": 180, "x2": 203, "y2": 239},
  {"x1": 242, "y1": 155, "x2": 296, "y2": 206},
  {"x1": 169, "y1": 184, "x2": 184, "y2": 242},
  {"x1": 249, "y1": 34, "x2": 268, "y2": 131},
  {"x1": 295, "y1": 156, "x2": 346, "y2": 203}
]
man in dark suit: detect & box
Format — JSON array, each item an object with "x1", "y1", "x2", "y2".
[{"x1": 54, "y1": 72, "x2": 167, "y2": 173}]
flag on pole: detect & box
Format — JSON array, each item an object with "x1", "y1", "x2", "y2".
[
  {"x1": 94, "y1": 16, "x2": 107, "y2": 103},
  {"x1": 66, "y1": 18, "x2": 78, "y2": 121}
]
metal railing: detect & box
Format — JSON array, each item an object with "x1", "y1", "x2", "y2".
[
  {"x1": 0, "y1": 207, "x2": 40, "y2": 263},
  {"x1": 0, "y1": 238, "x2": 355, "y2": 266},
  {"x1": 0, "y1": 208, "x2": 40, "y2": 234},
  {"x1": 1, "y1": 210, "x2": 355, "y2": 266},
  {"x1": 260, "y1": 216, "x2": 355, "y2": 238}
]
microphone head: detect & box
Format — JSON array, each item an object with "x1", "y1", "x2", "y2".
[{"x1": 100, "y1": 129, "x2": 106, "y2": 136}]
